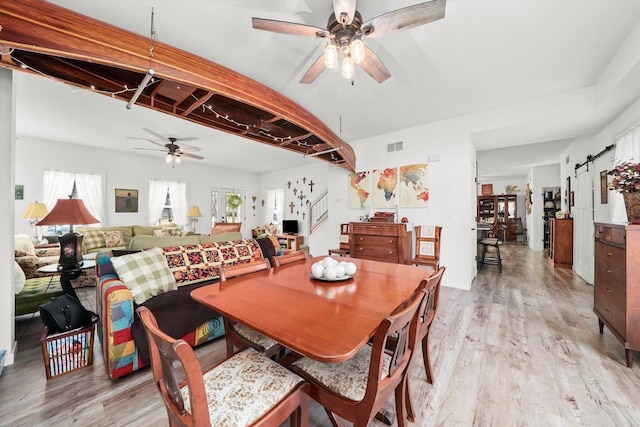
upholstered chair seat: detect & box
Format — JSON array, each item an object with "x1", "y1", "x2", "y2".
[
  {"x1": 291, "y1": 344, "x2": 391, "y2": 402},
  {"x1": 232, "y1": 323, "x2": 279, "y2": 351},
  {"x1": 182, "y1": 347, "x2": 305, "y2": 426}
]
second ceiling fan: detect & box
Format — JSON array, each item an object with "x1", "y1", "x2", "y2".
[
  {"x1": 131, "y1": 128, "x2": 204, "y2": 164},
  {"x1": 252, "y1": 0, "x2": 446, "y2": 84}
]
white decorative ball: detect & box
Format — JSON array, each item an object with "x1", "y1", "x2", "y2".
[
  {"x1": 335, "y1": 264, "x2": 346, "y2": 278},
  {"x1": 344, "y1": 262, "x2": 357, "y2": 276},
  {"x1": 323, "y1": 266, "x2": 338, "y2": 280},
  {"x1": 311, "y1": 264, "x2": 325, "y2": 279}
]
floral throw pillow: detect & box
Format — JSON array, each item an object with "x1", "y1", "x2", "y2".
[
  {"x1": 103, "y1": 230, "x2": 125, "y2": 248},
  {"x1": 154, "y1": 229, "x2": 169, "y2": 237},
  {"x1": 14, "y1": 234, "x2": 36, "y2": 257}
]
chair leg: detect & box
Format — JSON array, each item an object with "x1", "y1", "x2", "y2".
[
  {"x1": 422, "y1": 336, "x2": 434, "y2": 384},
  {"x1": 325, "y1": 408, "x2": 345, "y2": 427},
  {"x1": 479, "y1": 244, "x2": 487, "y2": 270},
  {"x1": 405, "y1": 378, "x2": 415, "y2": 422},
  {"x1": 395, "y1": 379, "x2": 408, "y2": 427},
  {"x1": 496, "y1": 245, "x2": 502, "y2": 273}
]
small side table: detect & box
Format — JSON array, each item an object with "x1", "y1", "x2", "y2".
[{"x1": 37, "y1": 260, "x2": 96, "y2": 301}]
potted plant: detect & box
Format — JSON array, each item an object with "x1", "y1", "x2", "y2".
[
  {"x1": 226, "y1": 192, "x2": 242, "y2": 222},
  {"x1": 608, "y1": 161, "x2": 640, "y2": 223}
]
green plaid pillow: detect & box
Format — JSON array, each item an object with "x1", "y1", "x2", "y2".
[
  {"x1": 111, "y1": 247, "x2": 177, "y2": 304},
  {"x1": 81, "y1": 228, "x2": 106, "y2": 251}
]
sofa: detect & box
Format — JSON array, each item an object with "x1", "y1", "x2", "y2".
[
  {"x1": 95, "y1": 234, "x2": 277, "y2": 379},
  {"x1": 75, "y1": 224, "x2": 191, "y2": 255}
]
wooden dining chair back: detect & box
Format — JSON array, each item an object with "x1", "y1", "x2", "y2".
[
  {"x1": 136, "y1": 306, "x2": 310, "y2": 427},
  {"x1": 287, "y1": 289, "x2": 427, "y2": 427},
  {"x1": 273, "y1": 250, "x2": 307, "y2": 267},
  {"x1": 220, "y1": 259, "x2": 270, "y2": 281},
  {"x1": 404, "y1": 266, "x2": 446, "y2": 422},
  {"x1": 411, "y1": 225, "x2": 442, "y2": 269},
  {"x1": 220, "y1": 260, "x2": 284, "y2": 358},
  {"x1": 328, "y1": 223, "x2": 351, "y2": 257}
]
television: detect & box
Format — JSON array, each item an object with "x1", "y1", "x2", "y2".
[{"x1": 282, "y1": 220, "x2": 299, "y2": 235}]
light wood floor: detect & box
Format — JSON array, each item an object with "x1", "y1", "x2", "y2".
[{"x1": 2, "y1": 244, "x2": 639, "y2": 426}]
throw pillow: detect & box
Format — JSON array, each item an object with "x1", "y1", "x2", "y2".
[
  {"x1": 154, "y1": 229, "x2": 169, "y2": 237},
  {"x1": 14, "y1": 234, "x2": 36, "y2": 257},
  {"x1": 111, "y1": 247, "x2": 177, "y2": 305},
  {"x1": 164, "y1": 227, "x2": 182, "y2": 236},
  {"x1": 103, "y1": 230, "x2": 125, "y2": 248},
  {"x1": 14, "y1": 261, "x2": 26, "y2": 295},
  {"x1": 82, "y1": 228, "x2": 106, "y2": 251}
]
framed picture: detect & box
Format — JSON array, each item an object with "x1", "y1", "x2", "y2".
[
  {"x1": 15, "y1": 184, "x2": 24, "y2": 200},
  {"x1": 115, "y1": 188, "x2": 138, "y2": 213},
  {"x1": 600, "y1": 170, "x2": 608, "y2": 204},
  {"x1": 570, "y1": 190, "x2": 575, "y2": 207}
]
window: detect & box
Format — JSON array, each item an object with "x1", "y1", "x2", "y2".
[
  {"x1": 43, "y1": 169, "x2": 104, "y2": 234},
  {"x1": 149, "y1": 180, "x2": 188, "y2": 226},
  {"x1": 265, "y1": 188, "x2": 284, "y2": 227}
]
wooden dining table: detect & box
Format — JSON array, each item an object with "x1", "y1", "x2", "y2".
[{"x1": 191, "y1": 256, "x2": 433, "y2": 363}]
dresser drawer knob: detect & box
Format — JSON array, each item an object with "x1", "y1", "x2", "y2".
[
  {"x1": 605, "y1": 287, "x2": 612, "y2": 293},
  {"x1": 606, "y1": 252, "x2": 612, "y2": 256},
  {"x1": 604, "y1": 269, "x2": 611, "y2": 274}
]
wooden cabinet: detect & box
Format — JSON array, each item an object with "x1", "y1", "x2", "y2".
[
  {"x1": 276, "y1": 234, "x2": 303, "y2": 251},
  {"x1": 548, "y1": 218, "x2": 573, "y2": 268},
  {"x1": 477, "y1": 194, "x2": 517, "y2": 240},
  {"x1": 593, "y1": 223, "x2": 640, "y2": 367},
  {"x1": 477, "y1": 196, "x2": 496, "y2": 223},
  {"x1": 349, "y1": 222, "x2": 411, "y2": 264}
]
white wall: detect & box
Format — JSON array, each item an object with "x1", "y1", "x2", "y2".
[
  {"x1": 1, "y1": 69, "x2": 17, "y2": 365},
  {"x1": 15, "y1": 137, "x2": 261, "y2": 236}
]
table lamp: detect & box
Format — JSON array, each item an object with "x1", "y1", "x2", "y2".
[
  {"x1": 22, "y1": 201, "x2": 49, "y2": 243},
  {"x1": 37, "y1": 198, "x2": 99, "y2": 269},
  {"x1": 187, "y1": 205, "x2": 202, "y2": 233}
]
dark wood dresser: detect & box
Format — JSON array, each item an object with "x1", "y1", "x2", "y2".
[
  {"x1": 593, "y1": 222, "x2": 640, "y2": 367},
  {"x1": 548, "y1": 218, "x2": 573, "y2": 268},
  {"x1": 349, "y1": 222, "x2": 411, "y2": 264}
]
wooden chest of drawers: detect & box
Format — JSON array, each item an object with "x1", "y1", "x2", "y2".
[
  {"x1": 593, "y1": 222, "x2": 640, "y2": 367},
  {"x1": 349, "y1": 222, "x2": 411, "y2": 264}
]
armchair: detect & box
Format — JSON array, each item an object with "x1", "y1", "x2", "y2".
[{"x1": 14, "y1": 234, "x2": 59, "y2": 280}]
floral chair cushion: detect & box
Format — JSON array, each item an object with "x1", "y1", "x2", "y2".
[
  {"x1": 181, "y1": 348, "x2": 304, "y2": 426},
  {"x1": 291, "y1": 343, "x2": 391, "y2": 402}
]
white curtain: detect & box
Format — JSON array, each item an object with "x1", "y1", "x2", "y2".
[
  {"x1": 610, "y1": 125, "x2": 640, "y2": 222},
  {"x1": 75, "y1": 173, "x2": 104, "y2": 224},
  {"x1": 264, "y1": 188, "x2": 284, "y2": 226},
  {"x1": 43, "y1": 169, "x2": 74, "y2": 209},
  {"x1": 148, "y1": 180, "x2": 168, "y2": 225},
  {"x1": 168, "y1": 181, "x2": 188, "y2": 227}
]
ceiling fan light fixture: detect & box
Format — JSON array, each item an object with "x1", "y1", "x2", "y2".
[
  {"x1": 175, "y1": 155, "x2": 181, "y2": 164},
  {"x1": 165, "y1": 152, "x2": 173, "y2": 163},
  {"x1": 324, "y1": 41, "x2": 338, "y2": 69},
  {"x1": 341, "y1": 54, "x2": 354, "y2": 79},
  {"x1": 351, "y1": 36, "x2": 365, "y2": 64}
]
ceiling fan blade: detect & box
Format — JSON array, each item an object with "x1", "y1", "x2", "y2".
[
  {"x1": 252, "y1": 18, "x2": 329, "y2": 38},
  {"x1": 361, "y1": 0, "x2": 446, "y2": 38},
  {"x1": 142, "y1": 127, "x2": 170, "y2": 141},
  {"x1": 176, "y1": 146, "x2": 202, "y2": 153},
  {"x1": 173, "y1": 136, "x2": 198, "y2": 142},
  {"x1": 359, "y1": 46, "x2": 391, "y2": 83},
  {"x1": 133, "y1": 147, "x2": 165, "y2": 152},
  {"x1": 300, "y1": 53, "x2": 327, "y2": 84},
  {"x1": 333, "y1": 0, "x2": 357, "y2": 25},
  {"x1": 180, "y1": 152, "x2": 204, "y2": 160}
]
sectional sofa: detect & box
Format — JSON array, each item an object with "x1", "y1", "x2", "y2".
[{"x1": 95, "y1": 234, "x2": 277, "y2": 379}]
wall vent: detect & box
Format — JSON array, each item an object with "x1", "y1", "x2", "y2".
[{"x1": 387, "y1": 141, "x2": 403, "y2": 152}]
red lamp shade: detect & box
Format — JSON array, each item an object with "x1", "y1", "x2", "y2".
[
  {"x1": 37, "y1": 199, "x2": 99, "y2": 269},
  {"x1": 37, "y1": 198, "x2": 99, "y2": 230}
]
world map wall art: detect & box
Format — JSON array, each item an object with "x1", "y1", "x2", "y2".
[{"x1": 348, "y1": 163, "x2": 429, "y2": 209}]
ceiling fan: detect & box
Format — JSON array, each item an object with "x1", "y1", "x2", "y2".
[
  {"x1": 130, "y1": 128, "x2": 204, "y2": 164},
  {"x1": 252, "y1": 0, "x2": 446, "y2": 84}
]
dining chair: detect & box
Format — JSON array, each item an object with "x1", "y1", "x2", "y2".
[
  {"x1": 410, "y1": 225, "x2": 442, "y2": 269},
  {"x1": 285, "y1": 288, "x2": 427, "y2": 427},
  {"x1": 405, "y1": 266, "x2": 446, "y2": 422},
  {"x1": 136, "y1": 306, "x2": 310, "y2": 427},
  {"x1": 220, "y1": 260, "x2": 285, "y2": 359},
  {"x1": 273, "y1": 250, "x2": 307, "y2": 267},
  {"x1": 479, "y1": 223, "x2": 506, "y2": 272},
  {"x1": 328, "y1": 223, "x2": 351, "y2": 257}
]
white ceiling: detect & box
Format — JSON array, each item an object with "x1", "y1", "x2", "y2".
[{"x1": 13, "y1": 0, "x2": 640, "y2": 177}]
